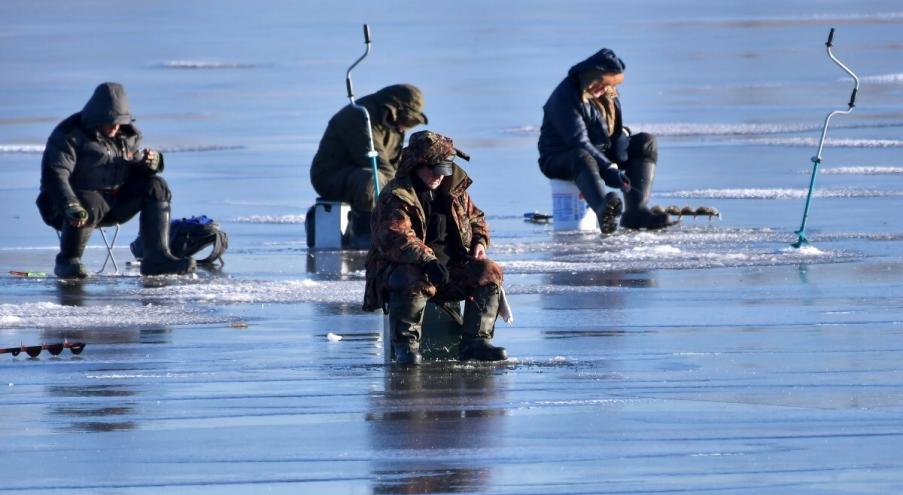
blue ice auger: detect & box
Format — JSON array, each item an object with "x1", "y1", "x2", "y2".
[
  {"x1": 793, "y1": 28, "x2": 860, "y2": 248},
  {"x1": 345, "y1": 24, "x2": 381, "y2": 202}
]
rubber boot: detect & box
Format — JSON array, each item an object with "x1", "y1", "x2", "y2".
[
  {"x1": 347, "y1": 210, "x2": 372, "y2": 250},
  {"x1": 620, "y1": 160, "x2": 673, "y2": 230},
  {"x1": 596, "y1": 192, "x2": 623, "y2": 235},
  {"x1": 389, "y1": 291, "x2": 426, "y2": 366},
  {"x1": 139, "y1": 201, "x2": 196, "y2": 276},
  {"x1": 54, "y1": 223, "x2": 92, "y2": 279},
  {"x1": 459, "y1": 284, "x2": 507, "y2": 362}
]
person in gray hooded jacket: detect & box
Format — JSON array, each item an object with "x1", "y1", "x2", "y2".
[{"x1": 36, "y1": 82, "x2": 196, "y2": 278}]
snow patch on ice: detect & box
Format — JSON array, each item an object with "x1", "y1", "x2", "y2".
[
  {"x1": 326, "y1": 332, "x2": 343, "y2": 342},
  {"x1": 0, "y1": 143, "x2": 241, "y2": 155},
  {"x1": 749, "y1": 137, "x2": 903, "y2": 148},
  {"x1": 0, "y1": 144, "x2": 43, "y2": 154},
  {"x1": 659, "y1": 188, "x2": 902, "y2": 199},
  {"x1": 0, "y1": 302, "x2": 223, "y2": 328},
  {"x1": 820, "y1": 166, "x2": 903, "y2": 175},
  {"x1": 861, "y1": 73, "x2": 903, "y2": 84},
  {"x1": 630, "y1": 245, "x2": 682, "y2": 255},
  {"x1": 786, "y1": 245, "x2": 826, "y2": 256},
  {"x1": 230, "y1": 214, "x2": 306, "y2": 224},
  {"x1": 136, "y1": 278, "x2": 363, "y2": 304},
  {"x1": 162, "y1": 60, "x2": 259, "y2": 69}
]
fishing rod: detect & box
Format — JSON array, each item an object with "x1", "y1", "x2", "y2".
[
  {"x1": 345, "y1": 24, "x2": 382, "y2": 201},
  {"x1": 792, "y1": 28, "x2": 860, "y2": 248}
]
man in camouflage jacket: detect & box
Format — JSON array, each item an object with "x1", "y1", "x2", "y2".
[
  {"x1": 362, "y1": 131, "x2": 506, "y2": 365},
  {"x1": 310, "y1": 84, "x2": 427, "y2": 248}
]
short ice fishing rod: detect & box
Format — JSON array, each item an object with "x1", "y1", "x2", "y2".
[
  {"x1": 792, "y1": 28, "x2": 860, "y2": 248},
  {"x1": 345, "y1": 24, "x2": 382, "y2": 201}
]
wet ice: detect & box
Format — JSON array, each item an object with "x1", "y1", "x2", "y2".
[{"x1": 2, "y1": 1, "x2": 903, "y2": 493}]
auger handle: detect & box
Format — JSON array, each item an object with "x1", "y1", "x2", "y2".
[
  {"x1": 363, "y1": 24, "x2": 371, "y2": 44},
  {"x1": 826, "y1": 28, "x2": 835, "y2": 47}
]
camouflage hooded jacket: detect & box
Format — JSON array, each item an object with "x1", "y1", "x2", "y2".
[{"x1": 362, "y1": 132, "x2": 489, "y2": 312}]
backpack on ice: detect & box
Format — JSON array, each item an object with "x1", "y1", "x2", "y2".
[{"x1": 130, "y1": 215, "x2": 229, "y2": 265}]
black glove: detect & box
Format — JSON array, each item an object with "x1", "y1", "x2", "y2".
[
  {"x1": 602, "y1": 165, "x2": 631, "y2": 192},
  {"x1": 422, "y1": 259, "x2": 450, "y2": 287},
  {"x1": 64, "y1": 202, "x2": 88, "y2": 228}
]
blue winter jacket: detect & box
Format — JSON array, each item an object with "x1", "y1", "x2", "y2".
[{"x1": 538, "y1": 49, "x2": 629, "y2": 169}]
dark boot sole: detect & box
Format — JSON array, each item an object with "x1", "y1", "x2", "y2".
[{"x1": 600, "y1": 193, "x2": 623, "y2": 235}]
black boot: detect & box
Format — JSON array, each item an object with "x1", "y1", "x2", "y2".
[
  {"x1": 596, "y1": 192, "x2": 623, "y2": 235},
  {"x1": 54, "y1": 223, "x2": 92, "y2": 279},
  {"x1": 389, "y1": 292, "x2": 426, "y2": 366},
  {"x1": 346, "y1": 210, "x2": 372, "y2": 250},
  {"x1": 459, "y1": 284, "x2": 507, "y2": 362},
  {"x1": 139, "y1": 201, "x2": 196, "y2": 276},
  {"x1": 620, "y1": 160, "x2": 674, "y2": 230},
  {"x1": 393, "y1": 342, "x2": 422, "y2": 366}
]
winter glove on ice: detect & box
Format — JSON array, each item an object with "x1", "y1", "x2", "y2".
[
  {"x1": 422, "y1": 259, "x2": 450, "y2": 287},
  {"x1": 64, "y1": 202, "x2": 89, "y2": 228}
]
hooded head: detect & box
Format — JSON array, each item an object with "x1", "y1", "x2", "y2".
[
  {"x1": 568, "y1": 48, "x2": 626, "y2": 92},
  {"x1": 396, "y1": 130, "x2": 470, "y2": 178},
  {"x1": 373, "y1": 84, "x2": 428, "y2": 127},
  {"x1": 80, "y1": 82, "x2": 134, "y2": 130}
]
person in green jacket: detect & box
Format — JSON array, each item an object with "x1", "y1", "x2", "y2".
[{"x1": 310, "y1": 84, "x2": 427, "y2": 248}]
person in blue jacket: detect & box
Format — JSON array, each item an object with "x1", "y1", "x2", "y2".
[{"x1": 538, "y1": 48, "x2": 672, "y2": 233}]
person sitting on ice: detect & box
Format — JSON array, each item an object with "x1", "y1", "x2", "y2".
[
  {"x1": 362, "y1": 130, "x2": 507, "y2": 365},
  {"x1": 310, "y1": 84, "x2": 428, "y2": 249},
  {"x1": 537, "y1": 48, "x2": 674, "y2": 233},
  {"x1": 36, "y1": 82, "x2": 196, "y2": 278}
]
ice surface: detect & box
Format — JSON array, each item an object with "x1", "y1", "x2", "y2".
[{"x1": 2, "y1": 1, "x2": 903, "y2": 494}]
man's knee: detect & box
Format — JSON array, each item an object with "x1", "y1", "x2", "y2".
[
  {"x1": 629, "y1": 133, "x2": 658, "y2": 163},
  {"x1": 75, "y1": 191, "x2": 110, "y2": 227},
  {"x1": 387, "y1": 264, "x2": 434, "y2": 297},
  {"x1": 346, "y1": 169, "x2": 379, "y2": 212},
  {"x1": 569, "y1": 149, "x2": 602, "y2": 179},
  {"x1": 456, "y1": 259, "x2": 504, "y2": 288},
  {"x1": 146, "y1": 176, "x2": 172, "y2": 202}
]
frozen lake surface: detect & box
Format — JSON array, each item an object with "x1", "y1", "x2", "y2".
[{"x1": 2, "y1": 1, "x2": 903, "y2": 493}]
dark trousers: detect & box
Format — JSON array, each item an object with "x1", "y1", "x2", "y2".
[
  {"x1": 539, "y1": 133, "x2": 658, "y2": 214},
  {"x1": 386, "y1": 258, "x2": 504, "y2": 344},
  {"x1": 312, "y1": 166, "x2": 392, "y2": 213},
  {"x1": 38, "y1": 174, "x2": 172, "y2": 230}
]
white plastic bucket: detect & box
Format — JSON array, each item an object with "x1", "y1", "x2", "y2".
[
  {"x1": 312, "y1": 199, "x2": 350, "y2": 249},
  {"x1": 550, "y1": 179, "x2": 598, "y2": 231}
]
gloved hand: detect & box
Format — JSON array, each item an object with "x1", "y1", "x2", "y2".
[
  {"x1": 602, "y1": 165, "x2": 631, "y2": 192},
  {"x1": 422, "y1": 259, "x2": 450, "y2": 287},
  {"x1": 64, "y1": 202, "x2": 89, "y2": 228},
  {"x1": 142, "y1": 149, "x2": 161, "y2": 172}
]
